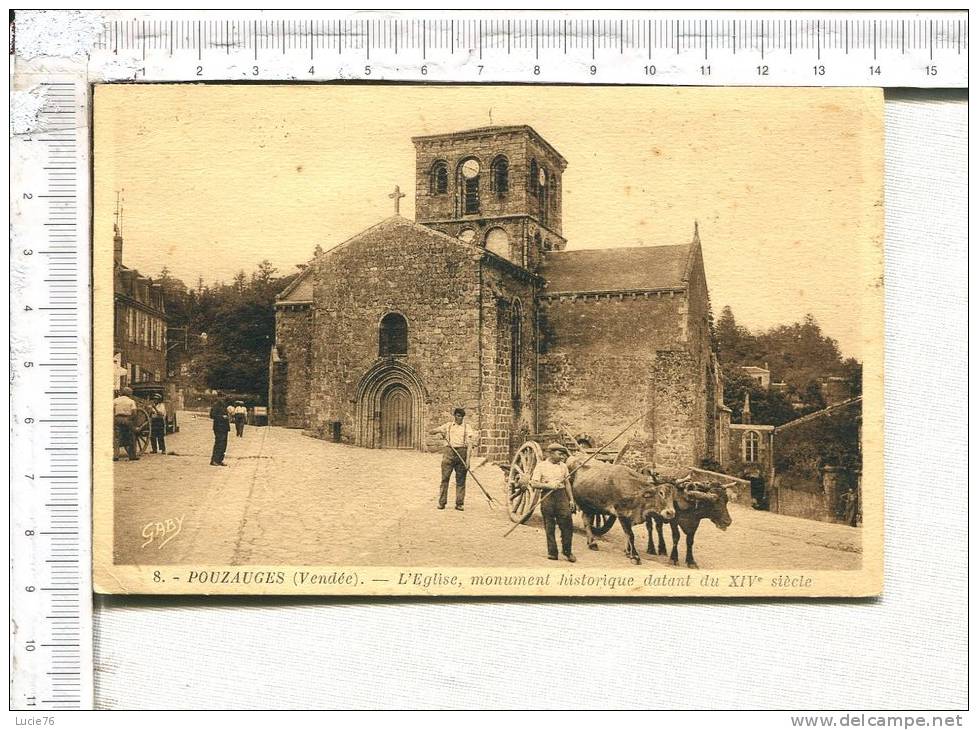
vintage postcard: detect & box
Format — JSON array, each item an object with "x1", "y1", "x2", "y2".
[{"x1": 92, "y1": 85, "x2": 882, "y2": 596}]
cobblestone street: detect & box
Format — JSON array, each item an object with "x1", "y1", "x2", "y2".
[{"x1": 113, "y1": 413, "x2": 861, "y2": 570}]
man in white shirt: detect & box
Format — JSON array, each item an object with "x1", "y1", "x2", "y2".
[
  {"x1": 527, "y1": 442, "x2": 577, "y2": 562},
  {"x1": 230, "y1": 400, "x2": 247, "y2": 437},
  {"x1": 112, "y1": 387, "x2": 139, "y2": 462},
  {"x1": 429, "y1": 407, "x2": 477, "y2": 511},
  {"x1": 149, "y1": 393, "x2": 167, "y2": 454}
]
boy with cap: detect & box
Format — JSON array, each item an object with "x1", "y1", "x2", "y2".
[
  {"x1": 429, "y1": 407, "x2": 476, "y2": 511},
  {"x1": 528, "y1": 442, "x2": 577, "y2": 562}
]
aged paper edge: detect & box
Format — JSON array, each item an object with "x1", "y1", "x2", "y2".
[{"x1": 90, "y1": 85, "x2": 884, "y2": 598}]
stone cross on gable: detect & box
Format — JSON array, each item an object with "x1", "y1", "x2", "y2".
[{"x1": 388, "y1": 185, "x2": 406, "y2": 215}]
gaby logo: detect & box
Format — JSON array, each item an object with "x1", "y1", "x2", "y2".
[{"x1": 140, "y1": 516, "x2": 184, "y2": 549}]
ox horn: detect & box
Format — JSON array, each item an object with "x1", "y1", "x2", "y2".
[
  {"x1": 685, "y1": 489, "x2": 718, "y2": 502},
  {"x1": 722, "y1": 480, "x2": 738, "y2": 489}
]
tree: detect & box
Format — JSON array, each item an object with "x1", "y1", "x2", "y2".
[
  {"x1": 722, "y1": 368, "x2": 797, "y2": 426},
  {"x1": 716, "y1": 306, "x2": 860, "y2": 414},
  {"x1": 841, "y1": 357, "x2": 863, "y2": 397},
  {"x1": 154, "y1": 262, "x2": 301, "y2": 402}
]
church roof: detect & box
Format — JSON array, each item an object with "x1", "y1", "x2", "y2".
[
  {"x1": 276, "y1": 266, "x2": 314, "y2": 303},
  {"x1": 540, "y1": 243, "x2": 693, "y2": 295}
]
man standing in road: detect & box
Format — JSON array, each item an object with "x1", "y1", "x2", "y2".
[
  {"x1": 209, "y1": 396, "x2": 231, "y2": 466},
  {"x1": 149, "y1": 393, "x2": 168, "y2": 454},
  {"x1": 113, "y1": 387, "x2": 139, "y2": 462},
  {"x1": 527, "y1": 443, "x2": 577, "y2": 562},
  {"x1": 230, "y1": 400, "x2": 247, "y2": 438},
  {"x1": 429, "y1": 407, "x2": 477, "y2": 511}
]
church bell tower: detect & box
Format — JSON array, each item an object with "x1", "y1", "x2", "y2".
[{"x1": 411, "y1": 125, "x2": 567, "y2": 272}]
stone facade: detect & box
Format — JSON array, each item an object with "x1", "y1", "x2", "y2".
[
  {"x1": 269, "y1": 304, "x2": 312, "y2": 427},
  {"x1": 113, "y1": 227, "x2": 167, "y2": 387},
  {"x1": 413, "y1": 125, "x2": 567, "y2": 272},
  {"x1": 271, "y1": 125, "x2": 725, "y2": 469}
]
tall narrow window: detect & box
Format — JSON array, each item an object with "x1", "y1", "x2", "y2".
[
  {"x1": 430, "y1": 161, "x2": 448, "y2": 195},
  {"x1": 549, "y1": 172, "x2": 559, "y2": 219},
  {"x1": 379, "y1": 312, "x2": 408, "y2": 357},
  {"x1": 537, "y1": 166, "x2": 548, "y2": 225},
  {"x1": 490, "y1": 156, "x2": 509, "y2": 194},
  {"x1": 511, "y1": 300, "x2": 523, "y2": 407},
  {"x1": 529, "y1": 159, "x2": 539, "y2": 196},
  {"x1": 459, "y1": 158, "x2": 481, "y2": 214},
  {"x1": 744, "y1": 430, "x2": 760, "y2": 463}
]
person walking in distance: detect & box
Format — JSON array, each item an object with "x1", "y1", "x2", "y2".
[
  {"x1": 429, "y1": 407, "x2": 477, "y2": 511},
  {"x1": 210, "y1": 396, "x2": 231, "y2": 466},
  {"x1": 526, "y1": 443, "x2": 577, "y2": 562},
  {"x1": 149, "y1": 393, "x2": 167, "y2": 454},
  {"x1": 113, "y1": 387, "x2": 139, "y2": 462},
  {"x1": 231, "y1": 400, "x2": 247, "y2": 438}
]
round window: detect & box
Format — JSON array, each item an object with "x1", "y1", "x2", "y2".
[
  {"x1": 461, "y1": 159, "x2": 481, "y2": 180},
  {"x1": 458, "y1": 229, "x2": 477, "y2": 243},
  {"x1": 485, "y1": 228, "x2": 510, "y2": 259}
]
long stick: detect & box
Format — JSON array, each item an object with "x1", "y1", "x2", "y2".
[
  {"x1": 445, "y1": 439, "x2": 498, "y2": 508},
  {"x1": 502, "y1": 407, "x2": 652, "y2": 537}
]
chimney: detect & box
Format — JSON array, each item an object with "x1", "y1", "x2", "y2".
[
  {"x1": 113, "y1": 190, "x2": 124, "y2": 265},
  {"x1": 113, "y1": 225, "x2": 123, "y2": 266}
]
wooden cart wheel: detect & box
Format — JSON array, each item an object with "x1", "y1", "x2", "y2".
[
  {"x1": 132, "y1": 408, "x2": 151, "y2": 454},
  {"x1": 588, "y1": 512, "x2": 618, "y2": 537},
  {"x1": 506, "y1": 441, "x2": 543, "y2": 523}
]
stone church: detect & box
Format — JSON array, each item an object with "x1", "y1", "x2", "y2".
[{"x1": 269, "y1": 125, "x2": 725, "y2": 470}]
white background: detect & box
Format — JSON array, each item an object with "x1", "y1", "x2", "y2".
[{"x1": 90, "y1": 90, "x2": 968, "y2": 710}]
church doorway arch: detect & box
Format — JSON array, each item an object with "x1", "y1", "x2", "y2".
[
  {"x1": 354, "y1": 360, "x2": 427, "y2": 450},
  {"x1": 379, "y1": 384, "x2": 413, "y2": 449}
]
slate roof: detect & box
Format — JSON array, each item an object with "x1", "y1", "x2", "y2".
[
  {"x1": 276, "y1": 266, "x2": 314, "y2": 303},
  {"x1": 539, "y1": 243, "x2": 693, "y2": 294}
]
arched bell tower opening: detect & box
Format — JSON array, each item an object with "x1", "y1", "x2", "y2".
[
  {"x1": 354, "y1": 360, "x2": 428, "y2": 450},
  {"x1": 412, "y1": 125, "x2": 568, "y2": 271}
]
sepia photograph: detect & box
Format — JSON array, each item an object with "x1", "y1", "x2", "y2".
[{"x1": 92, "y1": 84, "x2": 882, "y2": 596}]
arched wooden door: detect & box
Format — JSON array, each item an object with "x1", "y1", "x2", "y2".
[{"x1": 379, "y1": 384, "x2": 414, "y2": 449}]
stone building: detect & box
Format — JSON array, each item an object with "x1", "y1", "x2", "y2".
[
  {"x1": 270, "y1": 125, "x2": 725, "y2": 468},
  {"x1": 740, "y1": 364, "x2": 771, "y2": 390},
  {"x1": 113, "y1": 221, "x2": 167, "y2": 388},
  {"x1": 727, "y1": 424, "x2": 776, "y2": 509}
]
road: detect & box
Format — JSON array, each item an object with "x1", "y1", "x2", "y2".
[{"x1": 113, "y1": 412, "x2": 861, "y2": 570}]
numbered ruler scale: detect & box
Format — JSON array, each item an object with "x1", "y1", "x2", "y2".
[
  {"x1": 7, "y1": 9, "x2": 966, "y2": 713},
  {"x1": 91, "y1": 13, "x2": 966, "y2": 86},
  {"x1": 11, "y1": 79, "x2": 93, "y2": 710}
]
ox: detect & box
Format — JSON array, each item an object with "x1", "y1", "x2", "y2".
[
  {"x1": 645, "y1": 479, "x2": 734, "y2": 569},
  {"x1": 568, "y1": 460, "x2": 676, "y2": 565}
]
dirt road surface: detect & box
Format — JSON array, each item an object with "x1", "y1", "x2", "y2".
[{"x1": 113, "y1": 412, "x2": 860, "y2": 570}]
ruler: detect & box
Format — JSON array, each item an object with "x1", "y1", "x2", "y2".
[
  {"x1": 10, "y1": 78, "x2": 93, "y2": 710},
  {"x1": 6, "y1": 8, "x2": 967, "y2": 712},
  {"x1": 76, "y1": 10, "x2": 968, "y2": 87}
]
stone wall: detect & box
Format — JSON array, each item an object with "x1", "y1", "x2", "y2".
[
  {"x1": 413, "y1": 128, "x2": 566, "y2": 273},
  {"x1": 537, "y1": 292, "x2": 691, "y2": 468},
  {"x1": 726, "y1": 426, "x2": 776, "y2": 482},
  {"x1": 308, "y1": 219, "x2": 484, "y2": 450},
  {"x1": 270, "y1": 305, "x2": 312, "y2": 428},
  {"x1": 683, "y1": 241, "x2": 717, "y2": 464},
  {"x1": 478, "y1": 263, "x2": 539, "y2": 462}
]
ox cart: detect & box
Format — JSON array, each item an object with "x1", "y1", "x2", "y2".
[{"x1": 504, "y1": 427, "x2": 628, "y2": 535}]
